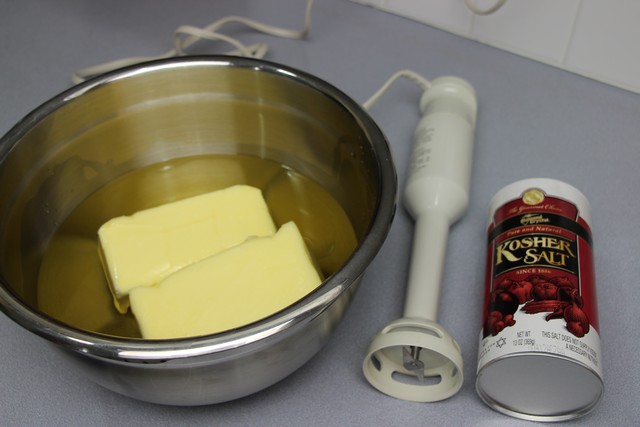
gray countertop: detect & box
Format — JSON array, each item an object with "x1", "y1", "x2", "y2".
[{"x1": 1, "y1": 1, "x2": 638, "y2": 425}]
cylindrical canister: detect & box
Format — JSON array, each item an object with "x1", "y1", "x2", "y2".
[{"x1": 476, "y1": 178, "x2": 604, "y2": 422}]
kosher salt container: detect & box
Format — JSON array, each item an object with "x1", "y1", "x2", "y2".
[{"x1": 476, "y1": 178, "x2": 604, "y2": 422}]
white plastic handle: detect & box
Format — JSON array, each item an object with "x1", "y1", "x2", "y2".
[{"x1": 403, "y1": 76, "x2": 477, "y2": 321}]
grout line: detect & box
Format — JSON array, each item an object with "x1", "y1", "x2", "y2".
[
  {"x1": 562, "y1": 0, "x2": 583, "y2": 65},
  {"x1": 467, "y1": 8, "x2": 475, "y2": 36}
]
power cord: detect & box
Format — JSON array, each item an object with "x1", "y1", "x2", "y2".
[
  {"x1": 72, "y1": 0, "x2": 314, "y2": 84},
  {"x1": 72, "y1": 0, "x2": 452, "y2": 123},
  {"x1": 362, "y1": 0, "x2": 505, "y2": 109},
  {"x1": 362, "y1": 70, "x2": 431, "y2": 110}
]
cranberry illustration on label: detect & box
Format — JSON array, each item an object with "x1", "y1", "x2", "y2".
[
  {"x1": 506, "y1": 280, "x2": 532, "y2": 304},
  {"x1": 531, "y1": 281, "x2": 558, "y2": 301},
  {"x1": 483, "y1": 272, "x2": 590, "y2": 338}
]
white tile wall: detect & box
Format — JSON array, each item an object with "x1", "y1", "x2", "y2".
[
  {"x1": 471, "y1": 0, "x2": 580, "y2": 64},
  {"x1": 349, "y1": 0, "x2": 640, "y2": 93},
  {"x1": 566, "y1": 0, "x2": 640, "y2": 92},
  {"x1": 381, "y1": 0, "x2": 472, "y2": 36}
]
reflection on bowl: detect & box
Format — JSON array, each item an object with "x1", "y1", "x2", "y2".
[{"x1": 0, "y1": 56, "x2": 396, "y2": 405}]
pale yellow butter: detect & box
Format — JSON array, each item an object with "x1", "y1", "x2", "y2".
[
  {"x1": 98, "y1": 185, "x2": 276, "y2": 312},
  {"x1": 129, "y1": 221, "x2": 323, "y2": 339}
]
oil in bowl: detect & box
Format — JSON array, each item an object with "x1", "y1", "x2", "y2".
[{"x1": 37, "y1": 154, "x2": 357, "y2": 338}]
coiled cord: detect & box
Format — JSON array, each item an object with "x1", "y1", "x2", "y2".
[{"x1": 72, "y1": 0, "x2": 313, "y2": 83}]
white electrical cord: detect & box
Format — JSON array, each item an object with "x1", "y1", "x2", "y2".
[
  {"x1": 464, "y1": 0, "x2": 508, "y2": 15},
  {"x1": 362, "y1": 69, "x2": 431, "y2": 110},
  {"x1": 72, "y1": 0, "x2": 314, "y2": 84},
  {"x1": 360, "y1": 0, "x2": 505, "y2": 109}
]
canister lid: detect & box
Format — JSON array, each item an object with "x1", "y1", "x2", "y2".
[{"x1": 488, "y1": 178, "x2": 592, "y2": 226}]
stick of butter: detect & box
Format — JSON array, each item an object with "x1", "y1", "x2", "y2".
[
  {"x1": 129, "y1": 221, "x2": 322, "y2": 339},
  {"x1": 98, "y1": 185, "x2": 276, "y2": 313}
]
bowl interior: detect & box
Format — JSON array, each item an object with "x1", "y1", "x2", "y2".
[{"x1": 0, "y1": 57, "x2": 394, "y2": 340}]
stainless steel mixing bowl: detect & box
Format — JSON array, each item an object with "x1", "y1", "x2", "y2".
[{"x1": 0, "y1": 56, "x2": 396, "y2": 405}]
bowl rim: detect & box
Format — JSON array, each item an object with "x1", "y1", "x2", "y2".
[{"x1": 0, "y1": 55, "x2": 397, "y2": 363}]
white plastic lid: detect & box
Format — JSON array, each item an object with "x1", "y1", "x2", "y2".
[{"x1": 488, "y1": 178, "x2": 592, "y2": 226}]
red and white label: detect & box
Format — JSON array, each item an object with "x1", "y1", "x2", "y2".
[{"x1": 477, "y1": 187, "x2": 602, "y2": 378}]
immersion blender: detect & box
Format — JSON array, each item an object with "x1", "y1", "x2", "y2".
[{"x1": 362, "y1": 76, "x2": 477, "y2": 402}]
